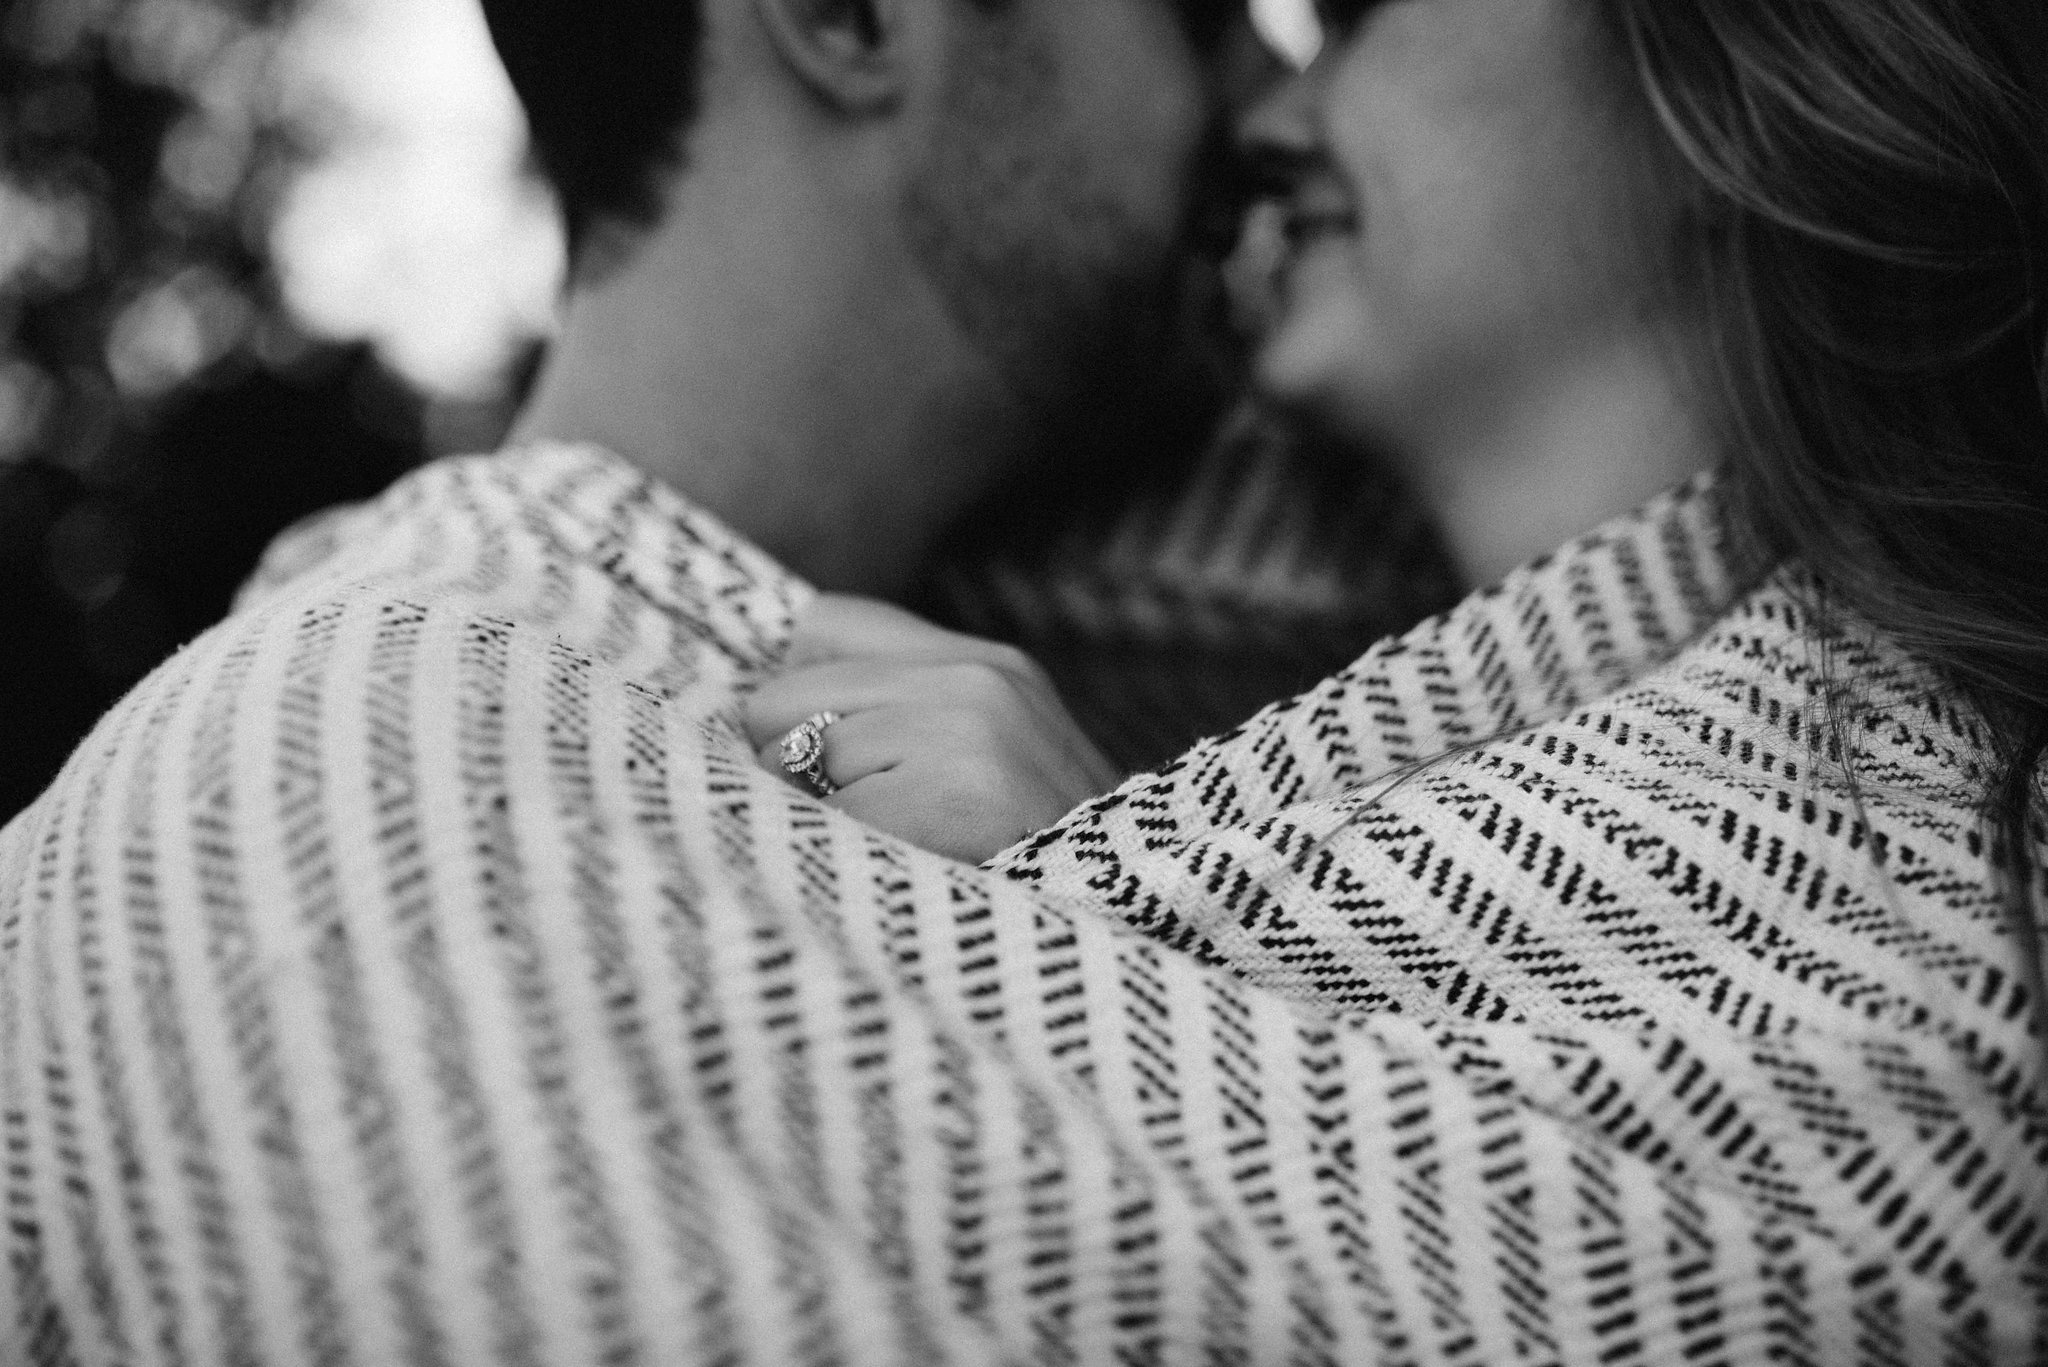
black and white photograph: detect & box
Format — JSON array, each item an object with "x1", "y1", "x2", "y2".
[{"x1": 2, "y1": 0, "x2": 2045, "y2": 1361}]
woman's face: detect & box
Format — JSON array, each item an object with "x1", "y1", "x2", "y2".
[{"x1": 1238, "y1": 0, "x2": 1673, "y2": 447}]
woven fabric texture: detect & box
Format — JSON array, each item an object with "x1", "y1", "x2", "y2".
[
  {"x1": 3, "y1": 441, "x2": 2041, "y2": 1366},
  {"x1": 913, "y1": 405, "x2": 1462, "y2": 772}
]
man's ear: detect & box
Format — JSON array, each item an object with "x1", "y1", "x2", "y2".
[{"x1": 754, "y1": 0, "x2": 906, "y2": 115}]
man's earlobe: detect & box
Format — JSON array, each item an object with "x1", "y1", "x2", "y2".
[{"x1": 755, "y1": 0, "x2": 904, "y2": 115}]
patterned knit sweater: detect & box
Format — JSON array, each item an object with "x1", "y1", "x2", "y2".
[{"x1": 3, "y1": 442, "x2": 2041, "y2": 1366}]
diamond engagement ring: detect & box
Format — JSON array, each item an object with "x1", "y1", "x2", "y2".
[{"x1": 778, "y1": 711, "x2": 841, "y2": 797}]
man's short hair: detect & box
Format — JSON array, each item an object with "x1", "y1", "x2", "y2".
[
  {"x1": 477, "y1": 0, "x2": 706, "y2": 258},
  {"x1": 479, "y1": 0, "x2": 1240, "y2": 263}
]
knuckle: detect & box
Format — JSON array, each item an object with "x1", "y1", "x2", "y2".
[
  {"x1": 983, "y1": 642, "x2": 1042, "y2": 683},
  {"x1": 939, "y1": 660, "x2": 1015, "y2": 704}
]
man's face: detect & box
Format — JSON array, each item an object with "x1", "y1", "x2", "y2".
[{"x1": 902, "y1": 0, "x2": 1241, "y2": 430}]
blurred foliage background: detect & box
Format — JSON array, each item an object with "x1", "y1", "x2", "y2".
[{"x1": 0, "y1": 0, "x2": 559, "y2": 821}]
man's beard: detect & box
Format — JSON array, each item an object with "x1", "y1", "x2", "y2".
[
  {"x1": 899, "y1": 51, "x2": 1239, "y2": 453},
  {"x1": 903, "y1": 149, "x2": 1175, "y2": 427}
]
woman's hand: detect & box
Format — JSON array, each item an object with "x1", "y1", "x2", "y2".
[{"x1": 742, "y1": 595, "x2": 1120, "y2": 864}]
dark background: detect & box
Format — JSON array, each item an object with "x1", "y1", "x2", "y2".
[{"x1": 0, "y1": 0, "x2": 499, "y2": 822}]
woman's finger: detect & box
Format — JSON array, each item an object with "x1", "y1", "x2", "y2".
[
  {"x1": 743, "y1": 655, "x2": 1045, "y2": 750},
  {"x1": 745, "y1": 654, "x2": 1119, "y2": 859},
  {"x1": 752, "y1": 706, "x2": 906, "y2": 794},
  {"x1": 785, "y1": 594, "x2": 1025, "y2": 671},
  {"x1": 742, "y1": 659, "x2": 910, "y2": 749}
]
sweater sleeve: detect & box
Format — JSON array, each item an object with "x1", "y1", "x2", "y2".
[{"x1": 4, "y1": 519, "x2": 2037, "y2": 1367}]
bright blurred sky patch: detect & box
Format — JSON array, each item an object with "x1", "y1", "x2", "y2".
[
  {"x1": 1251, "y1": 0, "x2": 1322, "y2": 70},
  {"x1": 269, "y1": 0, "x2": 561, "y2": 398}
]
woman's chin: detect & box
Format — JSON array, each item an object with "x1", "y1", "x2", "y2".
[
  {"x1": 1247, "y1": 338, "x2": 1405, "y2": 465},
  {"x1": 1248, "y1": 349, "x2": 1315, "y2": 420},
  {"x1": 1251, "y1": 326, "x2": 1354, "y2": 420}
]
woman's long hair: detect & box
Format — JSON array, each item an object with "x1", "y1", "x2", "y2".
[{"x1": 1600, "y1": 0, "x2": 2048, "y2": 921}]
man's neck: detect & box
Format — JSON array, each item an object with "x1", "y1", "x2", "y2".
[
  {"x1": 508, "y1": 176, "x2": 1031, "y2": 599},
  {"x1": 1391, "y1": 336, "x2": 1715, "y2": 590}
]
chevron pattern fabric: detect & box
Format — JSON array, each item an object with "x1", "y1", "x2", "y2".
[
  {"x1": 912, "y1": 405, "x2": 1462, "y2": 772},
  {"x1": 3, "y1": 441, "x2": 2041, "y2": 1366}
]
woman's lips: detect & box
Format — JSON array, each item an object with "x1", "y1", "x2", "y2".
[{"x1": 1282, "y1": 202, "x2": 1360, "y2": 248}]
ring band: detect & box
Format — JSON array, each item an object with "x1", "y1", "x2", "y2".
[{"x1": 778, "y1": 711, "x2": 841, "y2": 798}]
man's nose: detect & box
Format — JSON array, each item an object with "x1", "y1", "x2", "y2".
[
  {"x1": 1205, "y1": 11, "x2": 1292, "y2": 120},
  {"x1": 1233, "y1": 62, "x2": 1323, "y2": 194}
]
